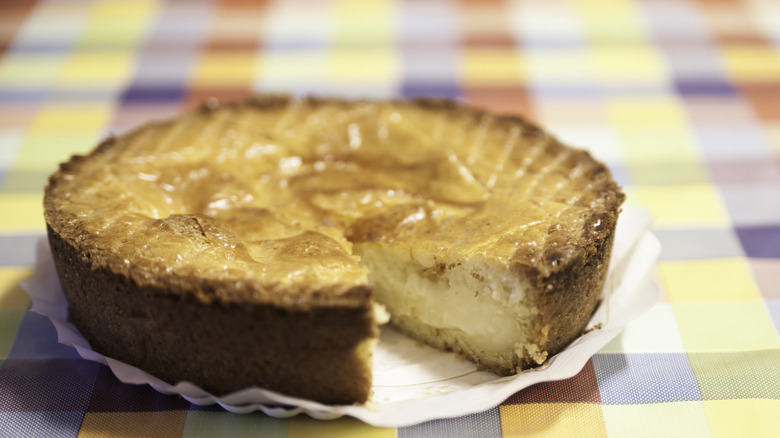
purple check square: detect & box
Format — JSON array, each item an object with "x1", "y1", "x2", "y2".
[
  {"x1": 592, "y1": 353, "x2": 701, "y2": 404},
  {"x1": 0, "y1": 411, "x2": 83, "y2": 438},
  {"x1": 401, "y1": 83, "x2": 461, "y2": 99},
  {"x1": 7, "y1": 312, "x2": 81, "y2": 360},
  {"x1": 120, "y1": 85, "x2": 185, "y2": 104},
  {"x1": 736, "y1": 226, "x2": 780, "y2": 258},
  {"x1": 87, "y1": 366, "x2": 190, "y2": 412},
  {"x1": 674, "y1": 80, "x2": 736, "y2": 96},
  {"x1": 0, "y1": 359, "x2": 100, "y2": 412},
  {"x1": 398, "y1": 407, "x2": 502, "y2": 438}
]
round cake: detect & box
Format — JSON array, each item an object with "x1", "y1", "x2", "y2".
[{"x1": 44, "y1": 95, "x2": 624, "y2": 405}]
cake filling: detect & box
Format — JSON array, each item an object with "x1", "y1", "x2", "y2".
[{"x1": 356, "y1": 244, "x2": 542, "y2": 372}]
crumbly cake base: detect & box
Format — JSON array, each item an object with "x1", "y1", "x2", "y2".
[{"x1": 47, "y1": 225, "x2": 375, "y2": 405}]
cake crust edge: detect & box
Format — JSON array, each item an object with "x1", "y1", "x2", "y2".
[{"x1": 46, "y1": 224, "x2": 376, "y2": 404}]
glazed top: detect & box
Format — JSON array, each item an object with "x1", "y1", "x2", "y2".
[{"x1": 44, "y1": 96, "x2": 624, "y2": 308}]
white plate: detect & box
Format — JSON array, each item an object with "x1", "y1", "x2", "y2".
[{"x1": 24, "y1": 207, "x2": 660, "y2": 427}]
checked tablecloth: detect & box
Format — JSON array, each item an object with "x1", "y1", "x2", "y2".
[{"x1": 1, "y1": 0, "x2": 780, "y2": 436}]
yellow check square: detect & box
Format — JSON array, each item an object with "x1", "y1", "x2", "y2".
[
  {"x1": 500, "y1": 403, "x2": 607, "y2": 437},
  {"x1": 0, "y1": 53, "x2": 64, "y2": 89},
  {"x1": 0, "y1": 268, "x2": 33, "y2": 310},
  {"x1": 722, "y1": 45, "x2": 780, "y2": 83},
  {"x1": 575, "y1": 0, "x2": 647, "y2": 41},
  {"x1": 58, "y1": 50, "x2": 134, "y2": 89},
  {"x1": 618, "y1": 128, "x2": 700, "y2": 166},
  {"x1": 608, "y1": 97, "x2": 688, "y2": 130},
  {"x1": 704, "y1": 399, "x2": 780, "y2": 437},
  {"x1": 602, "y1": 402, "x2": 710, "y2": 437},
  {"x1": 0, "y1": 194, "x2": 45, "y2": 232},
  {"x1": 461, "y1": 49, "x2": 526, "y2": 86},
  {"x1": 183, "y1": 411, "x2": 289, "y2": 437},
  {"x1": 591, "y1": 46, "x2": 667, "y2": 85},
  {"x1": 333, "y1": 0, "x2": 395, "y2": 45},
  {"x1": 288, "y1": 416, "x2": 394, "y2": 438},
  {"x1": 13, "y1": 133, "x2": 101, "y2": 172},
  {"x1": 628, "y1": 158, "x2": 708, "y2": 185},
  {"x1": 325, "y1": 49, "x2": 399, "y2": 86},
  {"x1": 192, "y1": 51, "x2": 259, "y2": 87},
  {"x1": 29, "y1": 102, "x2": 113, "y2": 137},
  {"x1": 0, "y1": 310, "x2": 25, "y2": 359},
  {"x1": 672, "y1": 301, "x2": 780, "y2": 351},
  {"x1": 659, "y1": 258, "x2": 762, "y2": 302},
  {"x1": 78, "y1": 0, "x2": 158, "y2": 47},
  {"x1": 627, "y1": 184, "x2": 728, "y2": 227},
  {"x1": 12, "y1": 101, "x2": 111, "y2": 172}
]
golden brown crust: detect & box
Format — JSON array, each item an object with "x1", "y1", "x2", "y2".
[
  {"x1": 530, "y1": 228, "x2": 616, "y2": 365},
  {"x1": 47, "y1": 224, "x2": 375, "y2": 403},
  {"x1": 44, "y1": 94, "x2": 624, "y2": 404},
  {"x1": 44, "y1": 150, "x2": 371, "y2": 310}
]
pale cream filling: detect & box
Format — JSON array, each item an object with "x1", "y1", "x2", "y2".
[{"x1": 356, "y1": 244, "x2": 538, "y2": 357}]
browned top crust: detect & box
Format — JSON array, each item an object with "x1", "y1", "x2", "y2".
[{"x1": 44, "y1": 95, "x2": 624, "y2": 310}]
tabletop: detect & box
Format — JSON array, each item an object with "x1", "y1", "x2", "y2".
[{"x1": 1, "y1": 0, "x2": 779, "y2": 436}]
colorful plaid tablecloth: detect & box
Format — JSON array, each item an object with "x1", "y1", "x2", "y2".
[{"x1": 1, "y1": 0, "x2": 779, "y2": 436}]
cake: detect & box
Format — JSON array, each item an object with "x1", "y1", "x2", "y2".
[{"x1": 43, "y1": 95, "x2": 624, "y2": 405}]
